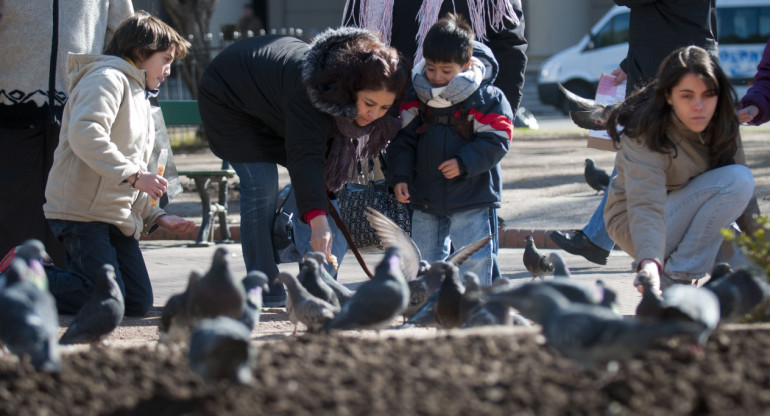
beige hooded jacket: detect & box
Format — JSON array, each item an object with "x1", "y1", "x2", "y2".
[{"x1": 44, "y1": 53, "x2": 165, "y2": 239}]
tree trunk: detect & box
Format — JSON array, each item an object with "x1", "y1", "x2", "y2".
[{"x1": 161, "y1": 0, "x2": 218, "y2": 99}]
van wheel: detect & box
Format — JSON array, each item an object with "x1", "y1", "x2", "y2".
[{"x1": 559, "y1": 81, "x2": 596, "y2": 115}]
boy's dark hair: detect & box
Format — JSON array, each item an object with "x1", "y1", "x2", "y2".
[
  {"x1": 104, "y1": 10, "x2": 191, "y2": 62},
  {"x1": 422, "y1": 13, "x2": 474, "y2": 64}
]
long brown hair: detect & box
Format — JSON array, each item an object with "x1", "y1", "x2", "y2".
[
  {"x1": 104, "y1": 11, "x2": 191, "y2": 62},
  {"x1": 608, "y1": 46, "x2": 738, "y2": 168}
]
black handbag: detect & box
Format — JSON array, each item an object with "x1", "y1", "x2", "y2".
[
  {"x1": 272, "y1": 184, "x2": 302, "y2": 264},
  {"x1": 337, "y1": 157, "x2": 411, "y2": 248}
]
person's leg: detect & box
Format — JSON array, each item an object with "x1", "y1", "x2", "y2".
[
  {"x1": 230, "y1": 161, "x2": 285, "y2": 307},
  {"x1": 489, "y1": 208, "x2": 502, "y2": 281},
  {"x1": 663, "y1": 165, "x2": 754, "y2": 282},
  {"x1": 548, "y1": 167, "x2": 616, "y2": 265},
  {"x1": 46, "y1": 220, "x2": 116, "y2": 315},
  {"x1": 110, "y1": 227, "x2": 153, "y2": 316},
  {"x1": 411, "y1": 210, "x2": 451, "y2": 265},
  {"x1": 448, "y1": 208, "x2": 493, "y2": 286}
]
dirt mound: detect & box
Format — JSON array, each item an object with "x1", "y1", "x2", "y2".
[{"x1": 2, "y1": 326, "x2": 770, "y2": 415}]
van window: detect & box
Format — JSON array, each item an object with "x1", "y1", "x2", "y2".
[
  {"x1": 717, "y1": 7, "x2": 770, "y2": 44},
  {"x1": 592, "y1": 12, "x2": 630, "y2": 49}
]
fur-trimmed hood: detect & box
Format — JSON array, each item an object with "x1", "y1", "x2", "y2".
[{"x1": 301, "y1": 26, "x2": 380, "y2": 119}]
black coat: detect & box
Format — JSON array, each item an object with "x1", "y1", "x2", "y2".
[
  {"x1": 197, "y1": 31, "x2": 359, "y2": 218},
  {"x1": 616, "y1": 0, "x2": 718, "y2": 94}
]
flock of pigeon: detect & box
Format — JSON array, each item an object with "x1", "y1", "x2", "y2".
[{"x1": 0, "y1": 205, "x2": 768, "y2": 385}]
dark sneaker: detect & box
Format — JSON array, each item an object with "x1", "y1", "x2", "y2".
[{"x1": 548, "y1": 230, "x2": 610, "y2": 265}]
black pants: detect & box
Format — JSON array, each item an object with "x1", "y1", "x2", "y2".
[{"x1": 0, "y1": 123, "x2": 66, "y2": 266}]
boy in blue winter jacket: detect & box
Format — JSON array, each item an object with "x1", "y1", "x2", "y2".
[{"x1": 387, "y1": 13, "x2": 514, "y2": 285}]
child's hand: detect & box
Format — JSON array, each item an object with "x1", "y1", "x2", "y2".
[
  {"x1": 438, "y1": 159, "x2": 461, "y2": 179},
  {"x1": 394, "y1": 183, "x2": 410, "y2": 203},
  {"x1": 156, "y1": 215, "x2": 195, "y2": 233},
  {"x1": 133, "y1": 172, "x2": 168, "y2": 199}
]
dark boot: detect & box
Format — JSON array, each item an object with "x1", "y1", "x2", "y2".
[{"x1": 548, "y1": 230, "x2": 610, "y2": 265}]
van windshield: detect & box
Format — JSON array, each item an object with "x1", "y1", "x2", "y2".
[
  {"x1": 718, "y1": 6, "x2": 770, "y2": 44},
  {"x1": 592, "y1": 12, "x2": 630, "y2": 49}
]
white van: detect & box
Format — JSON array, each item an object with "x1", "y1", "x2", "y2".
[{"x1": 537, "y1": 0, "x2": 770, "y2": 113}]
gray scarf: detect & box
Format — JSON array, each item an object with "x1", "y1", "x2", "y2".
[{"x1": 411, "y1": 57, "x2": 485, "y2": 107}]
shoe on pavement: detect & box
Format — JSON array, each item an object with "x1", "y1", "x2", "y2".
[{"x1": 548, "y1": 230, "x2": 610, "y2": 265}]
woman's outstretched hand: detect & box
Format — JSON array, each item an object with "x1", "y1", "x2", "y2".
[
  {"x1": 156, "y1": 214, "x2": 195, "y2": 233},
  {"x1": 310, "y1": 215, "x2": 333, "y2": 259}
]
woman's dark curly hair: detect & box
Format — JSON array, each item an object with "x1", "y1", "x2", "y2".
[
  {"x1": 304, "y1": 31, "x2": 410, "y2": 111},
  {"x1": 607, "y1": 46, "x2": 738, "y2": 168}
]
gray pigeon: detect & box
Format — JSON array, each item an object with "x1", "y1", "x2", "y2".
[
  {"x1": 549, "y1": 252, "x2": 571, "y2": 278},
  {"x1": 187, "y1": 247, "x2": 246, "y2": 322},
  {"x1": 521, "y1": 285, "x2": 702, "y2": 367},
  {"x1": 365, "y1": 207, "x2": 491, "y2": 281},
  {"x1": 486, "y1": 278, "x2": 616, "y2": 320},
  {"x1": 0, "y1": 259, "x2": 61, "y2": 372},
  {"x1": 159, "y1": 270, "x2": 201, "y2": 343},
  {"x1": 435, "y1": 264, "x2": 465, "y2": 329},
  {"x1": 635, "y1": 273, "x2": 663, "y2": 321},
  {"x1": 705, "y1": 268, "x2": 769, "y2": 322},
  {"x1": 59, "y1": 264, "x2": 125, "y2": 345},
  {"x1": 558, "y1": 83, "x2": 615, "y2": 130},
  {"x1": 704, "y1": 263, "x2": 734, "y2": 288},
  {"x1": 239, "y1": 271, "x2": 270, "y2": 331},
  {"x1": 279, "y1": 272, "x2": 338, "y2": 334},
  {"x1": 584, "y1": 158, "x2": 611, "y2": 194},
  {"x1": 523, "y1": 235, "x2": 553, "y2": 280},
  {"x1": 658, "y1": 284, "x2": 721, "y2": 346},
  {"x1": 297, "y1": 257, "x2": 340, "y2": 309},
  {"x1": 189, "y1": 316, "x2": 256, "y2": 385},
  {"x1": 399, "y1": 290, "x2": 441, "y2": 328},
  {"x1": 403, "y1": 260, "x2": 452, "y2": 320},
  {"x1": 303, "y1": 252, "x2": 354, "y2": 306},
  {"x1": 325, "y1": 246, "x2": 409, "y2": 331},
  {"x1": 1, "y1": 239, "x2": 51, "y2": 292},
  {"x1": 459, "y1": 272, "x2": 516, "y2": 328}
]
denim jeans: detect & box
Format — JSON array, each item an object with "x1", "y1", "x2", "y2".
[
  {"x1": 582, "y1": 166, "x2": 617, "y2": 252},
  {"x1": 47, "y1": 220, "x2": 153, "y2": 316},
  {"x1": 412, "y1": 207, "x2": 493, "y2": 285},
  {"x1": 231, "y1": 161, "x2": 348, "y2": 307},
  {"x1": 662, "y1": 164, "x2": 754, "y2": 280}
]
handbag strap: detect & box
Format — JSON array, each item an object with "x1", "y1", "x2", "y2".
[{"x1": 327, "y1": 196, "x2": 374, "y2": 279}]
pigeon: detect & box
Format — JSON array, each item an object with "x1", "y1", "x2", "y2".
[
  {"x1": 558, "y1": 83, "x2": 615, "y2": 130},
  {"x1": 325, "y1": 246, "x2": 410, "y2": 331},
  {"x1": 595, "y1": 280, "x2": 619, "y2": 312},
  {"x1": 523, "y1": 235, "x2": 553, "y2": 280},
  {"x1": 297, "y1": 257, "x2": 340, "y2": 309},
  {"x1": 434, "y1": 264, "x2": 465, "y2": 329},
  {"x1": 403, "y1": 260, "x2": 452, "y2": 320},
  {"x1": 635, "y1": 273, "x2": 663, "y2": 321},
  {"x1": 187, "y1": 247, "x2": 246, "y2": 322},
  {"x1": 459, "y1": 272, "x2": 515, "y2": 328},
  {"x1": 705, "y1": 268, "x2": 769, "y2": 322},
  {"x1": 0, "y1": 259, "x2": 61, "y2": 372},
  {"x1": 399, "y1": 290, "x2": 441, "y2": 328},
  {"x1": 658, "y1": 284, "x2": 721, "y2": 346},
  {"x1": 1, "y1": 239, "x2": 51, "y2": 291},
  {"x1": 584, "y1": 158, "x2": 611, "y2": 194},
  {"x1": 303, "y1": 252, "x2": 354, "y2": 306},
  {"x1": 188, "y1": 316, "x2": 256, "y2": 385},
  {"x1": 549, "y1": 252, "x2": 571, "y2": 278},
  {"x1": 703, "y1": 262, "x2": 734, "y2": 289},
  {"x1": 520, "y1": 285, "x2": 702, "y2": 367},
  {"x1": 279, "y1": 272, "x2": 338, "y2": 334},
  {"x1": 59, "y1": 264, "x2": 125, "y2": 345},
  {"x1": 238, "y1": 271, "x2": 270, "y2": 331},
  {"x1": 365, "y1": 207, "x2": 491, "y2": 281},
  {"x1": 159, "y1": 270, "x2": 201, "y2": 343}
]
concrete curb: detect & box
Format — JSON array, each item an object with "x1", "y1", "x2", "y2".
[{"x1": 141, "y1": 225, "x2": 576, "y2": 250}]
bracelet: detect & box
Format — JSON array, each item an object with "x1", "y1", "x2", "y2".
[
  {"x1": 130, "y1": 171, "x2": 141, "y2": 188},
  {"x1": 637, "y1": 258, "x2": 662, "y2": 275}
]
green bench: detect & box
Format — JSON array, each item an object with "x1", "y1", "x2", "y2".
[{"x1": 159, "y1": 100, "x2": 236, "y2": 247}]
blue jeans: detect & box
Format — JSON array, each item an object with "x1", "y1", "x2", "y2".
[
  {"x1": 231, "y1": 162, "x2": 347, "y2": 307},
  {"x1": 582, "y1": 167, "x2": 617, "y2": 252},
  {"x1": 411, "y1": 207, "x2": 493, "y2": 285},
  {"x1": 661, "y1": 165, "x2": 754, "y2": 280},
  {"x1": 47, "y1": 220, "x2": 153, "y2": 316}
]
